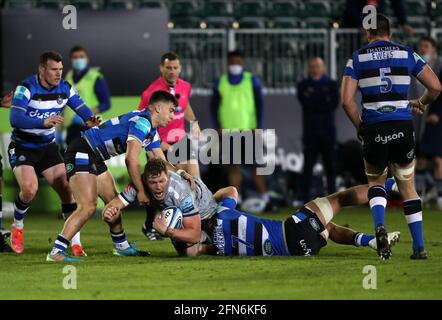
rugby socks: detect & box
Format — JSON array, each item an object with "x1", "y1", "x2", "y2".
[
  {"x1": 61, "y1": 203, "x2": 81, "y2": 246},
  {"x1": 111, "y1": 230, "x2": 130, "y2": 250},
  {"x1": 384, "y1": 178, "x2": 397, "y2": 194},
  {"x1": 51, "y1": 234, "x2": 70, "y2": 255},
  {"x1": 403, "y1": 198, "x2": 424, "y2": 251},
  {"x1": 353, "y1": 232, "x2": 375, "y2": 247},
  {"x1": 13, "y1": 195, "x2": 30, "y2": 229},
  {"x1": 368, "y1": 185, "x2": 387, "y2": 231}
]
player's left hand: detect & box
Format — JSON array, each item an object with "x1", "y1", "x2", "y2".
[
  {"x1": 1, "y1": 90, "x2": 13, "y2": 108},
  {"x1": 178, "y1": 169, "x2": 196, "y2": 190},
  {"x1": 85, "y1": 115, "x2": 101, "y2": 128},
  {"x1": 153, "y1": 212, "x2": 168, "y2": 235}
]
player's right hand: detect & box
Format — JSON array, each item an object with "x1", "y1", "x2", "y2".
[
  {"x1": 410, "y1": 99, "x2": 426, "y2": 115},
  {"x1": 43, "y1": 115, "x2": 64, "y2": 128},
  {"x1": 137, "y1": 191, "x2": 150, "y2": 206},
  {"x1": 102, "y1": 206, "x2": 121, "y2": 224}
]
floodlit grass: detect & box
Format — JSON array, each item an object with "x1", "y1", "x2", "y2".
[{"x1": 1, "y1": 206, "x2": 441, "y2": 299}]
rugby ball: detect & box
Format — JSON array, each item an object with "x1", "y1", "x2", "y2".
[
  {"x1": 241, "y1": 197, "x2": 266, "y2": 215},
  {"x1": 163, "y1": 206, "x2": 184, "y2": 229}
]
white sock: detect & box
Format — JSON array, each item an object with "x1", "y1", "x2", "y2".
[
  {"x1": 13, "y1": 218, "x2": 24, "y2": 229},
  {"x1": 115, "y1": 240, "x2": 130, "y2": 250},
  {"x1": 261, "y1": 192, "x2": 270, "y2": 204},
  {"x1": 71, "y1": 232, "x2": 81, "y2": 246}
]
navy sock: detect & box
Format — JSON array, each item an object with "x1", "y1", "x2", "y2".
[
  {"x1": 354, "y1": 232, "x2": 375, "y2": 247},
  {"x1": 368, "y1": 185, "x2": 387, "y2": 231},
  {"x1": 61, "y1": 202, "x2": 77, "y2": 220},
  {"x1": 53, "y1": 234, "x2": 70, "y2": 253},
  {"x1": 111, "y1": 230, "x2": 130, "y2": 250},
  {"x1": 403, "y1": 198, "x2": 424, "y2": 251},
  {"x1": 13, "y1": 195, "x2": 30, "y2": 226}
]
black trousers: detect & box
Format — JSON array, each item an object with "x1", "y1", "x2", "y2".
[{"x1": 300, "y1": 132, "x2": 337, "y2": 202}]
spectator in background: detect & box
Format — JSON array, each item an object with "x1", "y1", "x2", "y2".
[
  {"x1": 138, "y1": 52, "x2": 200, "y2": 240},
  {"x1": 411, "y1": 36, "x2": 442, "y2": 199},
  {"x1": 342, "y1": 0, "x2": 414, "y2": 35},
  {"x1": 211, "y1": 50, "x2": 272, "y2": 212},
  {"x1": 64, "y1": 45, "x2": 111, "y2": 145},
  {"x1": 297, "y1": 57, "x2": 339, "y2": 203}
]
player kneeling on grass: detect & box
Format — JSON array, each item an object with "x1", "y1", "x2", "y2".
[
  {"x1": 103, "y1": 158, "x2": 238, "y2": 256},
  {"x1": 193, "y1": 179, "x2": 401, "y2": 257}
]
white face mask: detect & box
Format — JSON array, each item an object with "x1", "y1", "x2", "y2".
[
  {"x1": 228, "y1": 64, "x2": 243, "y2": 76},
  {"x1": 422, "y1": 54, "x2": 432, "y2": 63}
]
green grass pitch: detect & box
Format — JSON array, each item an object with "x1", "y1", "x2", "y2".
[{"x1": 1, "y1": 206, "x2": 441, "y2": 300}]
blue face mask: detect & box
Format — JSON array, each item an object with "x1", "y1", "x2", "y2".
[
  {"x1": 422, "y1": 54, "x2": 431, "y2": 63},
  {"x1": 72, "y1": 58, "x2": 88, "y2": 71}
]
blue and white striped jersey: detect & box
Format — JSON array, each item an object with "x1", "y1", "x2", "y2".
[
  {"x1": 344, "y1": 40, "x2": 426, "y2": 125},
  {"x1": 82, "y1": 110, "x2": 161, "y2": 161},
  {"x1": 10, "y1": 75, "x2": 93, "y2": 149},
  {"x1": 212, "y1": 208, "x2": 290, "y2": 256}
]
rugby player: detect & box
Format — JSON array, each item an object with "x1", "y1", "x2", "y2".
[
  {"x1": 8, "y1": 51, "x2": 99, "y2": 256},
  {"x1": 102, "y1": 158, "x2": 237, "y2": 256},
  {"x1": 1, "y1": 91, "x2": 13, "y2": 252},
  {"x1": 192, "y1": 181, "x2": 400, "y2": 257},
  {"x1": 46, "y1": 91, "x2": 190, "y2": 262},
  {"x1": 342, "y1": 14, "x2": 441, "y2": 260},
  {"x1": 138, "y1": 52, "x2": 200, "y2": 241}
]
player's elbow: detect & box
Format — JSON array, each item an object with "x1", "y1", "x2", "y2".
[
  {"x1": 125, "y1": 154, "x2": 138, "y2": 167},
  {"x1": 431, "y1": 79, "x2": 442, "y2": 96}
]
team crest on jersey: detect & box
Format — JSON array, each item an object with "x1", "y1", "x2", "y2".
[
  {"x1": 18, "y1": 155, "x2": 26, "y2": 162},
  {"x1": 309, "y1": 218, "x2": 320, "y2": 232},
  {"x1": 57, "y1": 95, "x2": 63, "y2": 105},
  {"x1": 66, "y1": 163, "x2": 74, "y2": 173},
  {"x1": 263, "y1": 239, "x2": 273, "y2": 255}
]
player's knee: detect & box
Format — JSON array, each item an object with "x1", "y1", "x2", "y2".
[
  {"x1": 80, "y1": 201, "x2": 97, "y2": 218},
  {"x1": 21, "y1": 183, "x2": 38, "y2": 201}
]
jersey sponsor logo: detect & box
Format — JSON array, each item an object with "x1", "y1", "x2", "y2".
[
  {"x1": 214, "y1": 220, "x2": 225, "y2": 254},
  {"x1": 308, "y1": 218, "x2": 321, "y2": 232},
  {"x1": 180, "y1": 195, "x2": 194, "y2": 213},
  {"x1": 377, "y1": 105, "x2": 396, "y2": 113},
  {"x1": 263, "y1": 239, "x2": 273, "y2": 255},
  {"x1": 374, "y1": 132, "x2": 404, "y2": 145},
  {"x1": 14, "y1": 86, "x2": 28, "y2": 100},
  {"x1": 299, "y1": 239, "x2": 312, "y2": 256},
  {"x1": 66, "y1": 163, "x2": 74, "y2": 173},
  {"x1": 28, "y1": 110, "x2": 62, "y2": 119}
]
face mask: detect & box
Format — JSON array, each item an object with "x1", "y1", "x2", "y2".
[
  {"x1": 422, "y1": 54, "x2": 431, "y2": 63},
  {"x1": 72, "y1": 58, "x2": 87, "y2": 71},
  {"x1": 229, "y1": 64, "x2": 243, "y2": 76}
]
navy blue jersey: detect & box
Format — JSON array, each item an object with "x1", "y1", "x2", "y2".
[
  {"x1": 82, "y1": 110, "x2": 160, "y2": 161},
  {"x1": 212, "y1": 208, "x2": 290, "y2": 256},
  {"x1": 344, "y1": 40, "x2": 426, "y2": 125},
  {"x1": 10, "y1": 75, "x2": 93, "y2": 149}
]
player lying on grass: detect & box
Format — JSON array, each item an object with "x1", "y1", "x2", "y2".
[
  {"x1": 189, "y1": 182, "x2": 400, "y2": 257},
  {"x1": 46, "y1": 91, "x2": 195, "y2": 262},
  {"x1": 102, "y1": 158, "x2": 238, "y2": 256}
]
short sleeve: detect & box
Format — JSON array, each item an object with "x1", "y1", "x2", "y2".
[
  {"x1": 12, "y1": 84, "x2": 31, "y2": 110},
  {"x1": 411, "y1": 51, "x2": 427, "y2": 77},
  {"x1": 118, "y1": 183, "x2": 138, "y2": 206},
  {"x1": 343, "y1": 58, "x2": 358, "y2": 80},
  {"x1": 127, "y1": 116, "x2": 151, "y2": 144}
]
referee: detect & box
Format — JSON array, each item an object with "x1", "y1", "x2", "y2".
[{"x1": 341, "y1": 14, "x2": 441, "y2": 260}]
